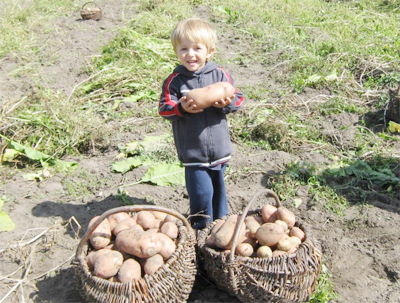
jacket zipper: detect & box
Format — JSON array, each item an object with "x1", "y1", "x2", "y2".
[
  {"x1": 197, "y1": 74, "x2": 203, "y2": 85},
  {"x1": 196, "y1": 73, "x2": 213, "y2": 163}
]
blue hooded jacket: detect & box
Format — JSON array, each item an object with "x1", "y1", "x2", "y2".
[{"x1": 159, "y1": 61, "x2": 244, "y2": 167}]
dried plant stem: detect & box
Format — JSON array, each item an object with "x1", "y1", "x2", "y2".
[{"x1": 66, "y1": 68, "x2": 108, "y2": 103}]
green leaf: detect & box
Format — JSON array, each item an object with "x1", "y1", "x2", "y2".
[
  {"x1": 388, "y1": 121, "x2": 400, "y2": 133},
  {"x1": 8, "y1": 139, "x2": 52, "y2": 161},
  {"x1": 0, "y1": 199, "x2": 15, "y2": 232},
  {"x1": 111, "y1": 157, "x2": 144, "y2": 173},
  {"x1": 307, "y1": 74, "x2": 322, "y2": 84},
  {"x1": 141, "y1": 163, "x2": 185, "y2": 186},
  {"x1": 344, "y1": 160, "x2": 400, "y2": 187},
  {"x1": 0, "y1": 135, "x2": 78, "y2": 171},
  {"x1": 1, "y1": 149, "x2": 20, "y2": 162},
  {"x1": 0, "y1": 211, "x2": 15, "y2": 231},
  {"x1": 123, "y1": 90, "x2": 158, "y2": 102},
  {"x1": 325, "y1": 70, "x2": 338, "y2": 81}
]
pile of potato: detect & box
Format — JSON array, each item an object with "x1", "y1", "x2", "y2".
[
  {"x1": 205, "y1": 204, "x2": 305, "y2": 258},
  {"x1": 85, "y1": 211, "x2": 180, "y2": 282}
]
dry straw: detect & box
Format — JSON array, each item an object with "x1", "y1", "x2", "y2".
[{"x1": 197, "y1": 189, "x2": 323, "y2": 303}]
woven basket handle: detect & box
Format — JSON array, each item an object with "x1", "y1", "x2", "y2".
[
  {"x1": 75, "y1": 205, "x2": 193, "y2": 261},
  {"x1": 228, "y1": 189, "x2": 281, "y2": 290},
  {"x1": 81, "y1": 1, "x2": 102, "y2": 10}
]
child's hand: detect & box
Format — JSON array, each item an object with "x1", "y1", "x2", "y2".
[
  {"x1": 213, "y1": 96, "x2": 232, "y2": 108},
  {"x1": 181, "y1": 96, "x2": 204, "y2": 113}
]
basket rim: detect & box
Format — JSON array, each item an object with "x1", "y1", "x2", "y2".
[
  {"x1": 196, "y1": 189, "x2": 323, "y2": 302},
  {"x1": 197, "y1": 188, "x2": 323, "y2": 263},
  {"x1": 75, "y1": 205, "x2": 195, "y2": 262},
  {"x1": 81, "y1": 1, "x2": 103, "y2": 11},
  {"x1": 75, "y1": 221, "x2": 195, "y2": 283},
  {"x1": 74, "y1": 221, "x2": 197, "y2": 302},
  {"x1": 197, "y1": 210, "x2": 322, "y2": 259}
]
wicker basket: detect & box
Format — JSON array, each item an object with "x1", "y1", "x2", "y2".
[
  {"x1": 197, "y1": 189, "x2": 323, "y2": 303},
  {"x1": 74, "y1": 205, "x2": 197, "y2": 303},
  {"x1": 80, "y1": 2, "x2": 103, "y2": 21}
]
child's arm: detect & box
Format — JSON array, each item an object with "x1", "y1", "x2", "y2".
[
  {"x1": 159, "y1": 73, "x2": 196, "y2": 120},
  {"x1": 216, "y1": 68, "x2": 245, "y2": 113}
]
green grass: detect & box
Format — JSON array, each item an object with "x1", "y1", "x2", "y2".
[
  {"x1": 309, "y1": 264, "x2": 338, "y2": 303},
  {"x1": 0, "y1": 0, "x2": 79, "y2": 59}
]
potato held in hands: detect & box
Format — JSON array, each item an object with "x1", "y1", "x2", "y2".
[{"x1": 185, "y1": 82, "x2": 235, "y2": 109}]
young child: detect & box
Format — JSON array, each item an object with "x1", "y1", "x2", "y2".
[{"x1": 159, "y1": 18, "x2": 245, "y2": 230}]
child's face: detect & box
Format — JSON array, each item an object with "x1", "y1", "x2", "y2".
[{"x1": 176, "y1": 36, "x2": 214, "y2": 72}]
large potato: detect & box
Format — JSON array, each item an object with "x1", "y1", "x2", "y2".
[
  {"x1": 214, "y1": 215, "x2": 246, "y2": 250},
  {"x1": 107, "y1": 212, "x2": 130, "y2": 232},
  {"x1": 277, "y1": 238, "x2": 292, "y2": 252},
  {"x1": 255, "y1": 223, "x2": 285, "y2": 247},
  {"x1": 274, "y1": 220, "x2": 288, "y2": 232},
  {"x1": 245, "y1": 218, "x2": 261, "y2": 238},
  {"x1": 152, "y1": 211, "x2": 168, "y2": 221},
  {"x1": 261, "y1": 204, "x2": 278, "y2": 223},
  {"x1": 113, "y1": 217, "x2": 137, "y2": 236},
  {"x1": 93, "y1": 250, "x2": 124, "y2": 279},
  {"x1": 136, "y1": 211, "x2": 156, "y2": 230},
  {"x1": 205, "y1": 219, "x2": 225, "y2": 247},
  {"x1": 185, "y1": 82, "x2": 235, "y2": 109},
  {"x1": 163, "y1": 214, "x2": 178, "y2": 224},
  {"x1": 86, "y1": 249, "x2": 110, "y2": 270},
  {"x1": 115, "y1": 229, "x2": 162, "y2": 258},
  {"x1": 288, "y1": 236, "x2": 302, "y2": 247},
  {"x1": 88, "y1": 216, "x2": 112, "y2": 250},
  {"x1": 257, "y1": 246, "x2": 273, "y2": 258},
  {"x1": 160, "y1": 221, "x2": 179, "y2": 239},
  {"x1": 276, "y1": 207, "x2": 296, "y2": 229},
  {"x1": 143, "y1": 254, "x2": 164, "y2": 275},
  {"x1": 117, "y1": 258, "x2": 142, "y2": 282},
  {"x1": 235, "y1": 243, "x2": 254, "y2": 257},
  {"x1": 289, "y1": 226, "x2": 305, "y2": 241},
  {"x1": 156, "y1": 232, "x2": 177, "y2": 260}
]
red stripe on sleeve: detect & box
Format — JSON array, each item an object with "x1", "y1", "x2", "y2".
[
  {"x1": 160, "y1": 72, "x2": 182, "y2": 117},
  {"x1": 218, "y1": 67, "x2": 244, "y2": 107}
]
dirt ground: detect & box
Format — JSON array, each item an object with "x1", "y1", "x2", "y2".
[{"x1": 1, "y1": 1, "x2": 400, "y2": 303}]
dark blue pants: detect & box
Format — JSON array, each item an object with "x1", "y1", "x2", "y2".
[{"x1": 185, "y1": 164, "x2": 229, "y2": 230}]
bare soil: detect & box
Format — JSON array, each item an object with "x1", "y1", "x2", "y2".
[{"x1": 1, "y1": 1, "x2": 400, "y2": 303}]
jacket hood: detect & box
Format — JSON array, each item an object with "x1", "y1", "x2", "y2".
[{"x1": 174, "y1": 61, "x2": 219, "y2": 77}]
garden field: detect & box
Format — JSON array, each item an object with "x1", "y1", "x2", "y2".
[{"x1": 1, "y1": 0, "x2": 399, "y2": 302}]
